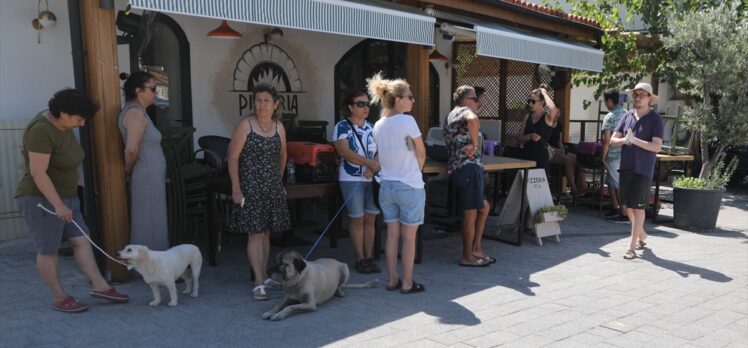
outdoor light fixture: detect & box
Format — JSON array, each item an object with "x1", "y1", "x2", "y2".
[
  {"x1": 32, "y1": 0, "x2": 57, "y2": 44},
  {"x1": 263, "y1": 27, "x2": 284, "y2": 44},
  {"x1": 207, "y1": 20, "x2": 242, "y2": 39}
]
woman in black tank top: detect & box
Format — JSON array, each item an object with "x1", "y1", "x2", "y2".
[{"x1": 518, "y1": 84, "x2": 559, "y2": 174}]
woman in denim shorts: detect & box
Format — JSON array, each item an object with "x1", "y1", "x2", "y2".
[
  {"x1": 367, "y1": 73, "x2": 426, "y2": 294},
  {"x1": 14, "y1": 89, "x2": 128, "y2": 313},
  {"x1": 333, "y1": 91, "x2": 381, "y2": 274}
]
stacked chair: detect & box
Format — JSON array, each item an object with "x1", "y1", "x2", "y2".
[{"x1": 161, "y1": 127, "x2": 218, "y2": 246}]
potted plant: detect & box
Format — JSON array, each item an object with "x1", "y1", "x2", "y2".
[
  {"x1": 672, "y1": 156, "x2": 738, "y2": 229},
  {"x1": 661, "y1": 1, "x2": 748, "y2": 230}
]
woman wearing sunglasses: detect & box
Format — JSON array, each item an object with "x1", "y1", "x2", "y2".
[
  {"x1": 333, "y1": 91, "x2": 382, "y2": 274},
  {"x1": 117, "y1": 71, "x2": 168, "y2": 251},
  {"x1": 518, "y1": 83, "x2": 558, "y2": 174}
]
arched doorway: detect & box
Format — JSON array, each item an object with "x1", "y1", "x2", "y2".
[
  {"x1": 129, "y1": 13, "x2": 193, "y2": 129},
  {"x1": 334, "y1": 39, "x2": 439, "y2": 125}
]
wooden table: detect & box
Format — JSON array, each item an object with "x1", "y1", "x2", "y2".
[
  {"x1": 651, "y1": 154, "x2": 694, "y2": 223},
  {"x1": 414, "y1": 155, "x2": 536, "y2": 263},
  {"x1": 206, "y1": 175, "x2": 340, "y2": 266}
]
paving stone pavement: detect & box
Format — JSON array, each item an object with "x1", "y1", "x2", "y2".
[{"x1": 1, "y1": 192, "x2": 746, "y2": 347}]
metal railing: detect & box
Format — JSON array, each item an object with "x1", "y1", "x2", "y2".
[{"x1": 568, "y1": 120, "x2": 602, "y2": 144}]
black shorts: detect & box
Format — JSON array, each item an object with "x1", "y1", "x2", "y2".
[
  {"x1": 619, "y1": 170, "x2": 651, "y2": 209},
  {"x1": 451, "y1": 163, "x2": 486, "y2": 211}
]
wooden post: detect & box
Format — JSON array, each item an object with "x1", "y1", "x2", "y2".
[
  {"x1": 407, "y1": 44, "x2": 430, "y2": 135},
  {"x1": 555, "y1": 72, "x2": 572, "y2": 143},
  {"x1": 80, "y1": 0, "x2": 129, "y2": 281}
]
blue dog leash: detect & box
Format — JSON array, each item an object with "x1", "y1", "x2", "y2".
[{"x1": 304, "y1": 180, "x2": 363, "y2": 260}]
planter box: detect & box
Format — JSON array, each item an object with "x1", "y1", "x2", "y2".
[
  {"x1": 540, "y1": 212, "x2": 564, "y2": 223},
  {"x1": 673, "y1": 187, "x2": 724, "y2": 230}
]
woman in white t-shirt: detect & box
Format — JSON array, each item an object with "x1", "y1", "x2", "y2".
[
  {"x1": 333, "y1": 91, "x2": 381, "y2": 275},
  {"x1": 367, "y1": 73, "x2": 426, "y2": 295}
]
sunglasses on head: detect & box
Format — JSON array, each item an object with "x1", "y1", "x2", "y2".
[{"x1": 352, "y1": 101, "x2": 369, "y2": 108}]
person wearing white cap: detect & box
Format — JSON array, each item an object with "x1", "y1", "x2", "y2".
[{"x1": 609, "y1": 82, "x2": 664, "y2": 260}]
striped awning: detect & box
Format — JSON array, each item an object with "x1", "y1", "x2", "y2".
[
  {"x1": 476, "y1": 24, "x2": 603, "y2": 72},
  {"x1": 128, "y1": 0, "x2": 435, "y2": 46},
  {"x1": 431, "y1": 9, "x2": 603, "y2": 72}
]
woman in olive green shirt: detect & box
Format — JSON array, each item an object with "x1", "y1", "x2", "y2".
[{"x1": 15, "y1": 89, "x2": 128, "y2": 313}]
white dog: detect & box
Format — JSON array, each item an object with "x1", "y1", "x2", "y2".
[{"x1": 117, "y1": 244, "x2": 202, "y2": 307}]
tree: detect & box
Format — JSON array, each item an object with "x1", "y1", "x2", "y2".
[
  {"x1": 547, "y1": 0, "x2": 747, "y2": 180},
  {"x1": 662, "y1": 0, "x2": 748, "y2": 179},
  {"x1": 545, "y1": 0, "x2": 725, "y2": 105}
]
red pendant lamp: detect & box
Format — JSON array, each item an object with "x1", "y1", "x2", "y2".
[
  {"x1": 207, "y1": 20, "x2": 242, "y2": 39},
  {"x1": 428, "y1": 49, "x2": 449, "y2": 61}
]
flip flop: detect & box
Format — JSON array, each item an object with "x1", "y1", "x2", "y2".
[
  {"x1": 400, "y1": 281, "x2": 425, "y2": 294},
  {"x1": 475, "y1": 255, "x2": 497, "y2": 264},
  {"x1": 385, "y1": 278, "x2": 402, "y2": 291},
  {"x1": 459, "y1": 258, "x2": 490, "y2": 267}
]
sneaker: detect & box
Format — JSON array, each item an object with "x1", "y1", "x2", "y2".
[
  {"x1": 53, "y1": 295, "x2": 89, "y2": 313},
  {"x1": 90, "y1": 287, "x2": 129, "y2": 303},
  {"x1": 607, "y1": 215, "x2": 630, "y2": 224},
  {"x1": 366, "y1": 259, "x2": 381, "y2": 273},
  {"x1": 355, "y1": 260, "x2": 371, "y2": 274},
  {"x1": 604, "y1": 209, "x2": 620, "y2": 219}
]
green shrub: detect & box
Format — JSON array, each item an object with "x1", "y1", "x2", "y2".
[{"x1": 673, "y1": 155, "x2": 738, "y2": 190}]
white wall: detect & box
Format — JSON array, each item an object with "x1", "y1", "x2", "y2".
[
  {"x1": 0, "y1": 0, "x2": 74, "y2": 122},
  {"x1": 118, "y1": 10, "x2": 364, "y2": 141}
]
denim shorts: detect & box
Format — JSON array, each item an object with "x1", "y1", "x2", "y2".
[
  {"x1": 606, "y1": 158, "x2": 621, "y2": 188},
  {"x1": 451, "y1": 164, "x2": 486, "y2": 211},
  {"x1": 339, "y1": 181, "x2": 380, "y2": 218},
  {"x1": 378, "y1": 180, "x2": 425, "y2": 225},
  {"x1": 16, "y1": 195, "x2": 89, "y2": 255}
]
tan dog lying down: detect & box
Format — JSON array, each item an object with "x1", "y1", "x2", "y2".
[
  {"x1": 263, "y1": 250, "x2": 378, "y2": 321},
  {"x1": 118, "y1": 244, "x2": 202, "y2": 307}
]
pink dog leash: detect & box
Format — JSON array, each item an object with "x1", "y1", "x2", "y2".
[{"x1": 36, "y1": 203, "x2": 129, "y2": 267}]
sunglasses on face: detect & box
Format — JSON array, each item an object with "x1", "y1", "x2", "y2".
[
  {"x1": 143, "y1": 85, "x2": 157, "y2": 93},
  {"x1": 465, "y1": 96, "x2": 479, "y2": 102},
  {"x1": 400, "y1": 94, "x2": 415, "y2": 101},
  {"x1": 352, "y1": 101, "x2": 370, "y2": 108},
  {"x1": 527, "y1": 99, "x2": 540, "y2": 105}
]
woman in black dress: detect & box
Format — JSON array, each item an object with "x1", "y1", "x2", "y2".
[
  {"x1": 227, "y1": 84, "x2": 291, "y2": 301},
  {"x1": 518, "y1": 84, "x2": 559, "y2": 174}
]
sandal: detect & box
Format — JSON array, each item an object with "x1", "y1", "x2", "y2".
[
  {"x1": 262, "y1": 278, "x2": 282, "y2": 290},
  {"x1": 475, "y1": 255, "x2": 496, "y2": 264},
  {"x1": 385, "y1": 278, "x2": 402, "y2": 291},
  {"x1": 459, "y1": 258, "x2": 490, "y2": 267},
  {"x1": 53, "y1": 296, "x2": 89, "y2": 313},
  {"x1": 253, "y1": 285, "x2": 268, "y2": 300},
  {"x1": 400, "y1": 281, "x2": 425, "y2": 294},
  {"x1": 636, "y1": 240, "x2": 647, "y2": 250},
  {"x1": 623, "y1": 250, "x2": 637, "y2": 260}
]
